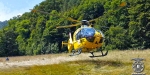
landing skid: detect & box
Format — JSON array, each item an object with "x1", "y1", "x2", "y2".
[
  {"x1": 69, "y1": 48, "x2": 82, "y2": 56},
  {"x1": 89, "y1": 50, "x2": 108, "y2": 58}
]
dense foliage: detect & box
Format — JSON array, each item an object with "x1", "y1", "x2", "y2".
[{"x1": 0, "y1": 0, "x2": 150, "y2": 56}]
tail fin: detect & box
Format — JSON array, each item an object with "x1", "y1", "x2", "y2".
[
  {"x1": 69, "y1": 32, "x2": 73, "y2": 44},
  {"x1": 68, "y1": 32, "x2": 73, "y2": 52},
  {"x1": 61, "y1": 32, "x2": 73, "y2": 53}
]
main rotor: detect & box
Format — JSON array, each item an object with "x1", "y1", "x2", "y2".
[
  {"x1": 30, "y1": 2, "x2": 126, "y2": 29},
  {"x1": 30, "y1": 9, "x2": 96, "y2": 29}
]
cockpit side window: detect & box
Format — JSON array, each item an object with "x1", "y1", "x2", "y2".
[
  {"x1": 97, "y1": 30, "x2": 105, "y2": 38},
  {"x1": 76, "y1": 30, "x2": 82, "y2": 40}
]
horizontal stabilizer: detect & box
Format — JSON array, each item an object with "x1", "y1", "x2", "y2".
[{"x1": 62, "y1": 41, "x2": 68, "y2": 48}]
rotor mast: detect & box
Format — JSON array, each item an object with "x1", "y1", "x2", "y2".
[{"x1": 81, "y1": 20, "x2": 89, "y2": 27}]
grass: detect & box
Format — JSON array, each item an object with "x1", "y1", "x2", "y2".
[{"x1": 0, "y1": 50, "x2": 149, "y2": 75}]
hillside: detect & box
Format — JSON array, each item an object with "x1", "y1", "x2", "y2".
[
  {"x1": 0, "y1": 0, "x2": 150, "y2": 57},
  {"x1": 0, "y1": 20, "x2": 7, "y2": 29}
]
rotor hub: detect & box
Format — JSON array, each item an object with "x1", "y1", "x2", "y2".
[{"x1": 81, "y1": 20, "x2": 89, "y2": 26}]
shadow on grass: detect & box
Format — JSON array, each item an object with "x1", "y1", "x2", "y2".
[{"x1": 68, "y1": 59, "x2": 127, "y2": 68}]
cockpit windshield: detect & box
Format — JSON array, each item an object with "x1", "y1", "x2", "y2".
[{"x1": 76, "y1": 28, "x2": 95, "y2": 42}]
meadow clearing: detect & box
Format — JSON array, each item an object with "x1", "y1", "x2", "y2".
[{"x1": 0, "y1": 50, "x2": 149, "y2": 75}]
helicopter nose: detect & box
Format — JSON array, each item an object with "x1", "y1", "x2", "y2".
[{"x1": 86, "y1": 36, "x2": 95, "y2": 42}]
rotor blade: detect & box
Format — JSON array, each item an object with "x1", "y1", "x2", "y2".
[
  {"x1": 67, "y1": 17, "x2": 80, "y2": 23},
  {"x1": 30, "y1": 9, "x2": 80, "y2": 23},
  {"x1": 56, "y1": 23, "x2": 81, "y2": 28},
  {"x1": 89, "y1": 18, "x2": 99, "y2": 23}
]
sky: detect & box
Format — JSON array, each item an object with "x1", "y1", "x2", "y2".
[{"x1": 0, "y1": 0, "x2": 44, "y2": 21}]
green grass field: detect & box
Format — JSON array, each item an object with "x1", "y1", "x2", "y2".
[{"x1": 0, "y1": 50, "x2": 149, "y2": 75}]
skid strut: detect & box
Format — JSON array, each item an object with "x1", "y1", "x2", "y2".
[
  {"x1": 70, "y1": 48, "x2": 82, "y2": 56},
  {"x1": 90, "y1": 50, "x2": 108, "y2": 57}
]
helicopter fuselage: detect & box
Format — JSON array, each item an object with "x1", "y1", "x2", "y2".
[{"x1": 72, "y1": 26, "x2": 104, "y2": 52}]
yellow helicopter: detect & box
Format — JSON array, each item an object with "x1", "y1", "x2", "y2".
[{"x1": 56, "y1": 20, "x2": 108, "y2": 57}]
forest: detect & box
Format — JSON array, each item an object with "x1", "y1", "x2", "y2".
[{"x1": 0, "y1": 0, "x2": 149, "y2": 57}]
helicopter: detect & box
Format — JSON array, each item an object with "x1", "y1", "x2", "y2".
[
  {"x1": 56, "y1": 19, "x2": 108, "y2": 57},
  {"x1": 30, "y1": 2, "x2": 126, "y2": 57}
]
